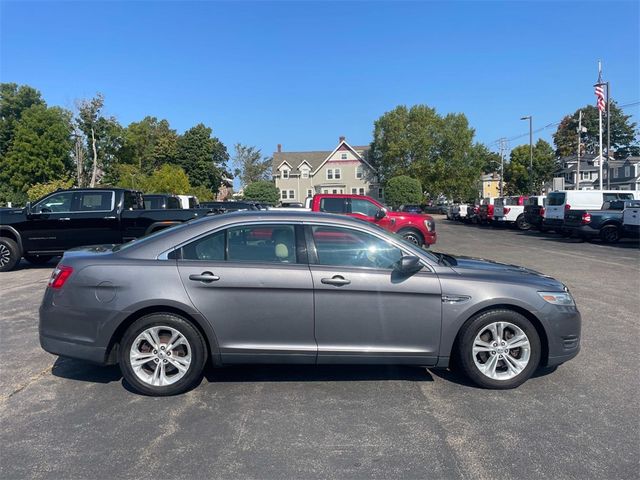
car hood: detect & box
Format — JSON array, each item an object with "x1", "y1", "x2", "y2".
[{"x1": 450, "y1": 255, "x2": 548, "y2": 277}]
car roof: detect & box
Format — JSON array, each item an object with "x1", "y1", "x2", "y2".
[{"x1": 116, "y1": 210, "x2": 383, "y2": 259}]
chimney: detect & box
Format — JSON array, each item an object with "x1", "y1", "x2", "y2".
[
  {"x1": 277, "y1": 144, "x2": 282, "y2": 153},
  {"x1": 339, "y1": 136, "x2": 346, "y2": 143}
]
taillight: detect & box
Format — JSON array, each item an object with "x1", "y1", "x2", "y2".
[
  {"x1": 48, "y1": 265, "x2": 73, "y2": 289},
  {"x1": 565, "y1": 204, "x2": 571, "y2": 211},
  {"x1": 581, "y1": 213, "x2": 592, "y2": 224},
  {"x1": 503, "y1": 207, "x2": 511, "y2": 214},
  {"x1": 540, "y1": 207, "x2": 545, "y2": 216}
]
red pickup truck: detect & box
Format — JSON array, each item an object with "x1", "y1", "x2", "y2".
[{"x1": 309, "y1": 194, "x2": 436, "y2": 247}]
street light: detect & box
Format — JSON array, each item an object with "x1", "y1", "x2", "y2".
[{"x1": 521, "y1": 116, "x2": 533, "y2": 193}]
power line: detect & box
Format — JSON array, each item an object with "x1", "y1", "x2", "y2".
[{"x1": 489, "y1": 99, "x2": 640, "y2": 149}]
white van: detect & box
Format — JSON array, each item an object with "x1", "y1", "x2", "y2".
[
  {"x1": 176, "y1": 195, "x2": 199, "y2": 209},
  {"x1": 543, "y1": 190, "x2": 639, "y2": 231}
]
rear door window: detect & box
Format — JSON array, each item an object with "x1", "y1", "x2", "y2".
[
  {"x1": 320, "y1": 197, "x2": 346, "y2": 213},
  {"x1": 167, "y1": 197, "x2": 181, "y2": 209},
  {"x1": 74, "y1": 191, "x2": 114, "y2": 211},
  {"x1": 547, "y1": 193, "x2": 566, "y2": 206}
]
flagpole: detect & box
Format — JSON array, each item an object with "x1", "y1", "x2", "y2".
[{"x1": 597, "y1": 61, "x2": 603, "y2": 190}]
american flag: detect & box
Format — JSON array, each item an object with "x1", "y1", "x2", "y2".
[{"x1": 595, "y1": 84, "x2": 606, "y2": 112}]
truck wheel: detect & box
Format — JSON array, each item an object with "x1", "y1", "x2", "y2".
[
  {"x1": 24, "y1": 255, "x2": 54, "y2": 265},
  {"x1": 398, "y1": 228, "x2": 424, "y2": 247},
  {"x1": 0, "y1": 238, "x2": 21, "y2": 272},
  {"x1": 515, "y1": 214, "x2": 530, "y2": 231},
  {"x1": 600, "y1": 225, "x2": 620, "y2": 243}
]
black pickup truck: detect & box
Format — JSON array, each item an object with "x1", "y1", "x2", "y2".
[
  {"x1": 0, "y1": 188, "x2": 214, "y2": 271},
  {"x1": 564, "y1": 199, "x2": 640, "y2": 243}
]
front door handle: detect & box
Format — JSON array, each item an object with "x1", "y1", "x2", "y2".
[
  {"x1": 58, "y1": 217, "x2": 71, "y2": 221},
  {"x1": 189, "y1": 272, "x2": 220, "y2": 283},
  {"x1": 321, "y1": 275, "x2": 351, "y2": 286},
  {"x1": 103, "y1": 216, "x2": 116, "y2": 220}
]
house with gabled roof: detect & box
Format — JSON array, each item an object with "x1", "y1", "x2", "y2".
[{"x1": 272, "y1": 136, "x2": 382, "y2": 203}]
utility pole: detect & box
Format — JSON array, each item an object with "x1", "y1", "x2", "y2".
[
  {"x1": 606, "y1": 81, "x2": 611, "y2": 189},
  {"x1": 498, "y1": 138, "x2": 508, "y2": 196},
  {"x1": 595, "y1": 61, "x2": 604, "y2": 190},
  {"x1": 577, "y1": 110, "x2": 583, "y2": 190},
  {"x1": 520, "y1": 116, "x2": 533, "y2": 193}
]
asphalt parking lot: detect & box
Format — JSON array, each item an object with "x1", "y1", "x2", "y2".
[{"x1": 1, "y1": 218, "x2": 638, "y2": 479}]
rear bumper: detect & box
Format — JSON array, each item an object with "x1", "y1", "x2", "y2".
[
  {"x1": 40, "y1": 333, "x2": 108, "y2": 364},
  {"x1": 542, "y1": 218, "x2": 564, "y2": 228},
  {"x1": 564, "y1": 224, "x2": 599, "y2": 238},
  {"x1": 524, "y1": 215, "x2": 543, "y2": 227}
]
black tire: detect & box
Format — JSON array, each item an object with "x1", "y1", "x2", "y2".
[
  {"x1": 539, "y1": 225, "x2": 549, "y2": 233},
  {"x1": 119, "y1": 313, "x2": 207, "y2": 396},
  {"x1": 560, "y1": 228, "x2": 572, "y2": 238},
  {"x1": 457, "y1": 309, "x2": 541, "y2": 389},
  {"x1": 24, "y1": 255, "x2": 54, "y2": 265},
  {"x1": 515, "y1": 214, "x2": 530, "y2": 231},
  {"x1": 398, "y1": 228, "x2": 424, "y2": 247},
  {"x1": 0, "y1": 237, "x2": 21, "y2": 272},
  {"x1": 599, "y1": 225, "x2": 620, "y2": 244}
]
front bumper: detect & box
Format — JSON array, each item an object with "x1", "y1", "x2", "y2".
[
  {"x1": 540, "y1": 304, "x2": 582, "y2": 367},
  {"x1": 424, "y1": 231, "x2": 437, "y2": 246}
]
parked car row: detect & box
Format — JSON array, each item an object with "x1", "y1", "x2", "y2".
[{"x1": 446, "y1": 190, "x2": 640, "y2": 244}]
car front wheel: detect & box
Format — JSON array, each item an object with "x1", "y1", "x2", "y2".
[
  {"x1": 119, "y1": 313, "x2": 207, "y2": 396},
  {"x1": 398, "y1": 228, "x2": 424, "y2": 247},
  {"x1": 457, "y1": 309, "x2": 541, "y2": 389}
]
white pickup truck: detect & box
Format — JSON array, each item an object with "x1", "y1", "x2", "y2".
[
  {"x1": 493, "y1": 196, "x2": 529, "y2": 229},
  {"x1": 622, "y1": 200, "x2": 640, "y2": 238}
]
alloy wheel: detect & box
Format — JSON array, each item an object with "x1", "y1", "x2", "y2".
[
  {"x1": 472, "y1": 321, "x2": 531, "y2": 381},
  {"x1": 0, "y1": 244, "x2": 10, "y2": 267},
  {"x1": 403, "y1": 233, "x2": 421, "y2": 245},
  {"x1": 129, "y1": 326, "x2": 192, "y2": 387}
]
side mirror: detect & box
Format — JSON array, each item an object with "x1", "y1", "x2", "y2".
[
  {"x1": 25, "y1": 202, "x2": 33, "y2": 217},
  {"x1": 375, "y1": 208, "x2": 387, "y2": 220},
  {"x1": 395, "y1": 255, "x2": 422, "y2": 275}
]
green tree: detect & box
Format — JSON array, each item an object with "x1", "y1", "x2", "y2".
[
  {"x1": 112, "y1": 164, "x2": 148, "y2": 191},
  {"x1": 505, "y1": 139, "x2": 556, "y2": 195},
  {"x1": 243, "y1": 180, "x2": 279, "y2": 204},
  {"x1": 383, "y1": 175, "x2": 423, "y2": 208},
  {"x1": 142, "y1": 164, "x2": 191, "y2": 194},
  {"x1": 232, "y1": 143, "x2": 272, "y2": 186},
  {"x1": 0, "y1": 83, "x2": 45, "y2": 157},
  {"x1": 120, "y1": 117, "x2": 178, "y2": 172},
  {"x1": 0, "y1": 105, "x2": 73, "y2": 200},
  {"x1": 27, "y1": 178, "x2": 74, "y2": 201},
  {"x1": 176, "y1": 123, "x2": 229, "y2": 190},
  {"x1": 553, "y1": 101, "x2": 639, "y2": 159},
  {"x1": 370, "y1": 105, "x2": 482, "y2": 201},
  {"x1": 189, "y1": 185, "x2": 216, "y2": 202}
]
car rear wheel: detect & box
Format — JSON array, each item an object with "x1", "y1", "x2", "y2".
[
  {"x1": 24, "y1": 255, "x2": 54, "y2": 265},
  {"x1": 119, "y1": 313, "x2": 207, "y2": 396},
  {"x1": 457, "y1": 309, "x2": 541, "y2": 389},
  {"x1": 398, "y1": 228, "x2": 424, "y2": 247},
  {"x1": 515, "y1": 214, "x2": 530, "y2": 230},
  {"x1": 0, "y1": 238, "x2": 20, "y2": 272},
  {"x1": 599, "y1": 225, "x2": 620, "y2": 243}
]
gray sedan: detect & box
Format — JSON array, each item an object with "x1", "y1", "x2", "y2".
[{"x1": 39, "y1": 211, "x2": 581, "y2": 396}]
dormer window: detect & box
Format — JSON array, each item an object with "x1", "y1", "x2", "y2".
[
  {"x1": 282, "y1": 168, "x2": 289, "y2": 179},
  {"x1": 301, "y1": 168, "x2": 309, "y2": 179}
]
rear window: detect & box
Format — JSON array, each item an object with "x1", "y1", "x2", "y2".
[
  {"x1": 144, "y1": 196, "x2": 165, "y2": 209},
  {"x1": 495, "y1": 198, "x2": 504, "y2": 207},
  {"x1": 320, "y1": 197, "x2": 346, "y2": 213},
  {"x1": 547, "y1": 192, "x2": 566, "y2": 206},
  {"x1": 75, "y1": 192, "x2": 114, "y2": 211}
]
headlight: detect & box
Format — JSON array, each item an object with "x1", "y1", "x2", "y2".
[
  {"x1": 424, "y1": 219, "x2": 435, "y2": 232},
  {"x1": 538, "y1": 291, "x2": 575, "y2": 306}
]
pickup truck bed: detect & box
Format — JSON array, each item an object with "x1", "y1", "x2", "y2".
[{"x1": 0, "y1": 188, "x2": 214, "y2": 271}]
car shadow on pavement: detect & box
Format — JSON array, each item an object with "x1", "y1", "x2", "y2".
[
  {"x1": 14, "y1": 259, "x2": 60, "y2": 270},
  {"x1": 52, "y1": 357, "x2": 122, "y2": 384},
  {"x1": 204, "y1": 364, "x2": 434, "y2": 384},
  {"x1": 430, "y1": 365, "x2": 559, "y2": 388}
]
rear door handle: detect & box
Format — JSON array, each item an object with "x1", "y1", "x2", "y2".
[
  {"x1": 58, "y1": 218, "x2": 71, "y2": 221},
  {"x1": 189, "y1": 272, "x2": 220, "y2": 283},
  {"x1": 321, "y1": 275, "x2": 351, "y2": 286}
]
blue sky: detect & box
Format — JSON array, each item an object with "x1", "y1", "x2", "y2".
[{"x1": 2, "y1": 0, "x2": 639, "y2": 165}]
